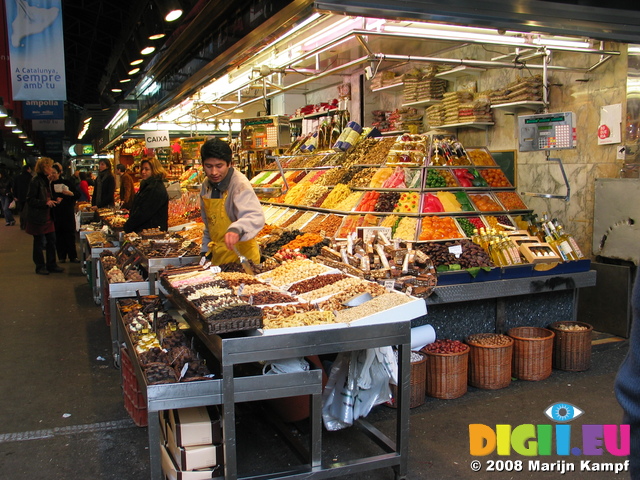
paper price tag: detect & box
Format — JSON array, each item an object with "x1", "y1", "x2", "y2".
[
  {"x1": 448, "y1": 244, "x2": 463, "y2": 258},
  {"x1": 384, "y1": 280, "x2": 395, "y2": 290},
  {"x1": 179, "y1": 363, "x2": 189, "y2": 381},
  {"x1": 199, "y1": 256, "x2": 206, "y2": 266},
  {"x1": 209, "y1": 266, "x2": 221, "y2": 273}
]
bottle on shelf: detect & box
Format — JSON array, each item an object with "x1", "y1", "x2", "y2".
[{"x1": 553, "y1": 220, "x2": 585, "y2": 260}]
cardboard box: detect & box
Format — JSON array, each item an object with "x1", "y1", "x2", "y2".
[
  {"x1": 168, "y1": 406, "x2": 221, "y2": 447},
  {"x1": 161, "y1": 444, "x2": 222, "y2": 480},
  {"x1": 519, "y1": 242, "x2": 562, "y2": 264},
  {"x1": 165, "y1": 421, "x2": 222, "y2": 471}
]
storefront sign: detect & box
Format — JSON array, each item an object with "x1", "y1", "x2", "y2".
[
  {"x1": 4, "y1": 0, "x2": 67, "y2": 101},
  {"x1": 144, "y1": 130, "x2": 171, "y2": 148},
  {"x1": 32, "y1": 119, "x2": 65, "y2": 131},
  {"x1": 22, "y1": 100, "x2": 64, "y2": 119}
]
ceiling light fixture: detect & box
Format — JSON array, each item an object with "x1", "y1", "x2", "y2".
[
  {"x1": 18, "y1": 133, "x2": 27, "y2": 139},
  {"x1": 12, "y1": 125, "x2": 23, "y2": 134},
  {"x1": 111, "y1": 88, "x2": 123, "y2": 93},
  {"x1": 149, "y1": 32, "x2": 165, "y2": 40},
  {"x1": 160, "y1": 0, "x2": 183, "y2": 22},
  {"x1": 4, "y1": 113, "x2": 17, "y2": 128},
  {"x1": 130, "y1": 58, "x2": 144, "y2": 66},
  {"x1": 128, "y1": 67, "x2": 141, "y2": 75},
  {"x1": 120, "y1": 78, "x2": 132, "y2": 83},
  {"x1": 141, "y1": 46, "x2": 156, "y2": 55},
  {"x1": 0, "y1": 98, "x2": 7, "y2": 118}
]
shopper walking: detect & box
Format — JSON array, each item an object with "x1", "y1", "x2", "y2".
[
  {"x1": 92, "y1": 159, "x2": 115, "y2": 208},
  {"x1": 0, "y1": 169, "x2": 15, "y2": 226},
  {"x1": 25, "y1": 157, "x2": 63, "y2": 275},
  {"x1": 115, "y1": 163, "x2": 135, "y2": 210},
  {"x1": 12, "y1": 164, "x2": 32, "y2": 229},
  {"x1": 199, "y1": 138, "x2": 265, "y2": 265},
  {"x1": 123, "y1": 157, "x2": 169, "y2": 233},
  {"x1": 50, "y1": 163, "x2": 80, "y2": 263}
]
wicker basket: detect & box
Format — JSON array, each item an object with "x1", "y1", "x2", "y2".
[
  {"x1": 508, "y1": 327, "x2": 555, "y2": 381},
  {"x1": 390, "y1": 351, "x2": 428, "y2": 408},
  {"x1": 423, "y1": 348, "x2": 469, "y2": 399},
  {"x1": 466, "y1": 336, "x2": 514, "y2": 390},
  {"x1": 549, "y1": 321, "x2": 593, "y2": 371}
]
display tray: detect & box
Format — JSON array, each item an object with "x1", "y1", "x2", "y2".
[
  {"x1": 251, "y1": 294, "x2": 424, "y2": 336},
  {"x1": 531, "y1": 259, "x2": 591, "y2": 276},
  {"x1": 161, "y1": 280, "x2": 263, "y2": 334}
]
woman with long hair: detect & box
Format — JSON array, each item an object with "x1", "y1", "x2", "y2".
[
  {"x1": 123, "y1": 157, "x2": 169, "y2": 233},
  {"x1": 25, "y1": 157, "x2": 63, "y2": 275},
  {"x1": 50, "y1": 163, "x2": 80, "y2": 263},
  {"x1": 91, "y1": 158, "x2": 115, "y2": 208}
]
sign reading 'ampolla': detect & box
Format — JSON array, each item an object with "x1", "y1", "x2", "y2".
[{"x1": 145, "y1": 130, "x2": 171, "y2": 149}]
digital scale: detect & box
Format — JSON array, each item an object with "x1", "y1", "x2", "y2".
[{"x1": 517, "y1": 112, "x2": 576, "y2": 152}]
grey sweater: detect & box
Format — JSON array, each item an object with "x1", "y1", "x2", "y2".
[{"x1": 199, "y1": 168, "x2": 265, "y2": 253}]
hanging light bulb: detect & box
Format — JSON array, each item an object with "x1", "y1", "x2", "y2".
[
  {"x1": 12, "y1": 125, "x2": 23, "y2": 134},
  {"x1": 160, "y1": 0, "x2": 183, "y2": 22},
  {"x1": 0, "y1": 98, "x2": 7, "y2": 118},
  {"x1": 4, "y1": 110, "x2": 17, "y2": 127}
]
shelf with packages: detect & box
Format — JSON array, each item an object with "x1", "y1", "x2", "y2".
[
  {"x1": 429, "y1": 121, "x2": 494, "y2": 130},
  {"x1": 115, "y1": 262, "x2": 426, "y2": 479},
  {"x1": 370, "y1": 82, "x2": 404, "y2": 93},
  {"x1": 490, "y1": 100, "x2": 546, "y2": 114},
  {"x1": 289, "y1": 109, "x2": 344, "y2": 122},
  {"x1": 435, "y1": 65, "x2": 486, "y2": 81},
  {"x1": 402, "y1": 99, "x2": 441, "y2": 108}
]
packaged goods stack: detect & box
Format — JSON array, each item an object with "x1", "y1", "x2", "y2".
[
  {"x1": 161, "y1": 407, "x2": 224, "y2": 478},
  {"x1": 370, "y1": 70, "x2": 403, "y2": 89},
  {"x1": 441, "y1": 91, "x2": 475, "y2": 124},
  {"x1": 488, "y1": 75, "x2": 544, "y2": 104},
  {"x1": 425, "y1": 103, "x2": 446, "y2": 127}
]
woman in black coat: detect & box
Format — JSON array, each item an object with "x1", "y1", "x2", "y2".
[
  {"x1": 26, "y1": 157, "x2": 64, "y2": 275},
  {"x1": 50, "y1": 163, "x2": 80, "y2": 262},
  {"x1": 123, "y1": 157, "x2": 169, "y2": 233},
  {"x1": 91, "y1": 159, "x2": 115, "y2": 208}
]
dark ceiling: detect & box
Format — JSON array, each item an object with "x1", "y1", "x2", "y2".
[{"x1": 60, "y1": 0, "x2": 201, "y2": 142}]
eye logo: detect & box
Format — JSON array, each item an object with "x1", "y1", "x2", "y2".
[{"x1": 544, "y1": 402, "x2": 584, "y2": 423}]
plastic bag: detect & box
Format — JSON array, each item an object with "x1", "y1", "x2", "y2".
[
  {"x1": 262, "y1": 357, "x2": 309, "y2": 375},
  {"x1": 322, "y1": 348, "x2": 397, "y2": 431},
  {"x1": 8, "y1": 199, "x2": 16, "y2": 210}
]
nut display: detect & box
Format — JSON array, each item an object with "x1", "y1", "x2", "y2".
[
  {"x1": 422, "y1": 339, "x2": 469, "y2": 354},
  {"x1": 466, "y1": 333, "x2": 512, "y2": 346},
  {"x1": 288, "y1": 273, "x2": 349, "y2": 294}
]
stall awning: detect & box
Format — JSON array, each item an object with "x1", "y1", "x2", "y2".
[{"x1": 314, "y1": 0, "x2": 640, "y2": 43}]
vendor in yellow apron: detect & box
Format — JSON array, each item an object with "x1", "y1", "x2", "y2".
[{"x1": 202, "y1": 191, "x2": 261, "y2": 266}]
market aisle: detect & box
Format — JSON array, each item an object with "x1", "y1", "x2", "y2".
[
  {"x1": 0, "y1": 225, "x2": 149, "y2": 479},
  {"x1": 0, "y1": 222, "x2": 632, "y2": 479}
]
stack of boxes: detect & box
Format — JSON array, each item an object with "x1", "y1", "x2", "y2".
[{"x1": 160, "y1": 406, "x2": 224, "y2": 479}]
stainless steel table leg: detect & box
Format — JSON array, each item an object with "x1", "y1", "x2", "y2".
[
  {"x1": 222, "y1": 364, "x2": 238, "y2": 480},
  {"x1": 148, "y1": 411, "x2": 162, "y2": 480},
  {"x1": 396, "y1": 342, "x2": 411, "y2": 479},
  {"x1": 310, "y1": 392, "x2": 322, "y2": 468}
]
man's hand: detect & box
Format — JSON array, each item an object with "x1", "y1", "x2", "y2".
[{"x1": 224, "y1": 231, "x2": 240, "y2": 251}]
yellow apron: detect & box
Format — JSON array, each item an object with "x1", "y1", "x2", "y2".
[{"x1": 202, "y1": 191, "x2": 260, "y2": 266}]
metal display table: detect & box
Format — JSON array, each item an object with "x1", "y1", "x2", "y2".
[
  {"x1": 81, "y1": 235, "x2": 120, "y2": 305},
  {"x1": 117, "y1": 307, "x2": 415, "y2": 480},
  {"x1": 422, "y1": 270, "x2": 597, "y2": 337}
]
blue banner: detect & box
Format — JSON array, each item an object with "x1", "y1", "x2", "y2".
[
  {"x1": 22, "y1": 100, "x2": 64, "y2": 119},
  {"x1": 5, "y1": 0, "x2": 67, "y2": 101}
]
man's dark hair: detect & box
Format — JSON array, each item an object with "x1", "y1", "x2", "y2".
[
  {"x1": 116, "y1": 164, "x2": 126, "y2": 173},
  {"x1": 200, "y1": 138, "x2": 232, "y2": 164}
]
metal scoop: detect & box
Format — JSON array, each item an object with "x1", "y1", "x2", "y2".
[
  {"x1": 232, "y1": 245, "x2": 254, "y2": 276},
  {"x1": 342, "y1": 292, "x2": 373, "y2": 307}
]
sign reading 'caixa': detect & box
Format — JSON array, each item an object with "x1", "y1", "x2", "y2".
[
  {"x1": 22, "y1": 100, "x2": 64, "y2": 120},
  {"x1": 144, "y1": 130, "x2": 171, "y2": 148}
]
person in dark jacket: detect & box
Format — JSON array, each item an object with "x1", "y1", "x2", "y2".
[
  {"x1": 115, "y1": 163, "x2": 135, "y2": 210},
  {"x1": 50, "y1": 163, "x2": 80, "y2": 263},
  {"x1": 0, "y1": 169, "x2": 15, "y2": 226},
  {"x1": 12, "y1": 164, "x2": 32, "y2": 229},
  {"x1": 615, "y1": 266, "x2": 640, "y2": 477},
  {"x1": 123, "y1": 157, "x2": 169, "y2": 233},
  {"x1": 91, "y1": 159, "x2": 115, "y2": 208},
  {"x1": 26, "y1": 157, "x2": 64, "y2": 275}
]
